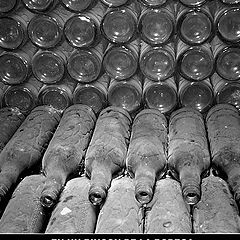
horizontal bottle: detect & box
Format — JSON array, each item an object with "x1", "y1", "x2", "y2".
[
  {"x1": 138, "y1": 3, "x2": 175, "y2": 46},
  {"x1": 95, "y1": 176, "x2": 144, "y2": 233},
  {"x1": 176, "y1": 5, "x2": 213, "y2": 45},
  {"x1": 0, "y1": 41, "x2": 37, "y2": 85},
  {"x1": 100, "y1": 0, "x2": 129, "y2": 8},
  {"x1": 168, "y1": 107, "x2": 211, "y2": 205},
  {"x1": 220, "y1": 0, "x2": 240, "y2": 5},
  {"x1": 212, "y1": 36, "x2": 240, "y2": 81},
  {"x1": 176, "y1": 39, "x2": 214, "y2": 81},
  {"x1": 0, "y1": 82, "x2": 7, "y2": 108},
  {"x1": 192, "y1": 172, "x2": 240, "y2": 233},
  {"x1": 211, "y1": 72, "x2": 240, "y2": 110},
  {"x1": 107, "y1": 74, "x2": 142, "y2": 115},
  {"x1": 143, "y1": 77, "x2": 178, "y2": 115},
  {"x1": 22, "y1": 0, "x2": 58, "y2": 13},
  {"x1": 0, "y1": 174, "x2": 49, "y2": 233},
  {"x1": 0, "y1": 0, "x2": 18, "y2": 14},
  {"x1": 45, "y1": 176, "x2": 98, "y2": 233},
  {"x1": 38, "y1": 75, "x2": 77, "y2": 113},
  {"x1": 101, "y1": 1, "x2": 139, "y2": 44},
  {"x1": 126, "y1": 109, "x2": 168, "y2": 204},
  {"x1": 178, "y1": 77, "x2": 214, "y2": 113},
  {"x1": 179, "y1": 0, "x2": 208, "y2": 7},
  {"x1": 0, "y1": 105, "x2": 61, "y2": 203},
  {"x1": 73, "y1": 73, "x2": 109, "y2": 115},
  {"x1": 138, "y1": 0, "x2": 167, "y2": 8},
  {"x1": 140, "y1": 41, "x2": 175, "y2": 81},
  {"x1": 40, "y1": 104, "x2": 96, "y2": 209},
  {"x1": 206, "y1": 104, "x2": 240, "y2": 209},
  {"x1": 144, "y1": 177, "x2": 192, "y2": 233},
  {"x1": 85, "y1": 106, "x2": 131, "y2": 206},
  {"x1": 0, "y1": 107, "x2": 25, "y2": 153},
  {"x1": 64, "y1": 2, "x2": 105, "y2": 48},
  {"x1": 103, "y1": 39, "x2": 139, "y2": 80},
  {"x1": 67, "y1": 40, "x2": 106, "y2": 83},
  {"x1": 3, "y1": 76, "x2": 42, "y2": 115},
  {"x1": 61, "y1": 0, "x2": 97, "y2": 13}
]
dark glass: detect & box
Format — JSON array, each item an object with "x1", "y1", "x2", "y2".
[
  {"x1": 220, "y1": 0, "x2": 240, "y2": 5},
  {"x1": 107, "y1": 75, "x2": 142, "y2": 115},
  {"x1": 100, "y1": 0, "x2": 129, "y2": 7},
  {"x1": 179, "y1": 0, "x2": 207, "y2": 7},
  {"x1": 32, "y1": 50, "x2": 65, "y2": 84},
  {"x1": 61, "y1": 0, "x2": 95, "y2": 12},
  {"x1": 140, "y1": 42, "x2": 175, "y2": 81},
  {"x1": 73, "y1": 73, "x2": 109, "y2": 115},
  {"x1": 22, "y1": 0, "x2": 57, "y2": 12},
  {"x1": 139, "y1": 0, "x2": 167, "y2": 8},
  {"x1": 179, "y1": 77, "x2": 213, "y2": 113},
  {"x1": 0, "y1": 0, "x2": 17, "y2": 13},
  {"x1": 103, "y1": 40, "x2": 139, "y2": 80},
  {"x1": 217, "y1": 8, "x2": 240, "y2": 44},
  {"x1": 143, "y1": 77, "x2": 177, "y2": 114}
]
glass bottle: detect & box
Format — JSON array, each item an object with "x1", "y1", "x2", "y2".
[
  {"x1": 61, "y1": 0, "x2": 96, "y2": 13},
  {"x1": 179, "y1": 0, "x2": 208, "y2": 7},
  {"x1": 126, "y1": 109, "x2": 168, "y2": 204},
  {"x1": 38, "y1": 75, "x2": 77, "y2": 113},
  {"x1": 178, "y1": 77, "x2": 214, "y2": 113},
  {"x1": 107, "y1": 75, "x2": 142, "y2": 115},
  {"x1": 138, "y1": 0, "x2": 167, "y2": 8},
  {"x1": 103, "y1": 39, "x2": 139, "y2": 80},
  {"x1": 22, "y1": 0, "x2": 58, "y2": 13},
  {"x1": 212, "y1": 36, "x2": 240, "y2": 81},
  {"x1": 100, "y1": 0, "x2": 129, "y2": 8},
  {"x1": 211, "y1": 72, "x2": 240, "y2": 110},
  {"x1": 177, "y1": 39, "x2": 214, "y2": 81},
  {"x1": 0, "y1": 82, "x2": 7, "y2": 108},
  {"x1": 168, "y1": 107, "x2": 211, "y2": 205},
  {"x1": 85, "y1": 106, "x2": 131, "y2": 206},
  {"x1": 3, "y1": 76, "x2": 43, "y2": 115},
  {"x1": 40, "y1": 105, "x2": 96, "y2": 209},
  {"x1": 73, "y1": 73, "x2": 109, "y2": 115},
  {"x1": 0, "y1": 0, "x2": 18, "y2": 14},
  {"x1": 101, "y1": 1, "x2": 139, "y2": 44},
  {"x1": 143, "y1": 77, "x2": 178, "y2": 115},
  {"x1": 140, "y1": 41, "x2": 175, "y2": 81},
  {"x1": 220, "y1": 0, "x2": 240, "y2": 5}
]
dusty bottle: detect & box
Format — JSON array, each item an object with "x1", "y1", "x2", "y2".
[
  {"x1": 0, "y1": 107, "x2": 25, "y2": 153},
  {"x1": 100, "y1": 0, "x2": 129, "y2": 8},
  {"x1": 0, "y1": 105, "x2": 61, "y2": 203},
  {"x1": 206, "y1": 103, "x2": 240, "y2": 209},
  {"x1": 176, "y1": 5, "x2": 213, "y2": 45},
  {"x1": 95, "y1": 176, "x2": 144, "y2": 233},
  {"x1": 144, "y1": 177, "x2": 192, "y2": 233},
  {"x1": 73, "y1": 73, "x2": 109, "y2": 115},
  {"x1": 168, "y1": 107, "x2": 211, "y2": 205},
  {"x1": 138, "y1": 5, "x2": 174, "y2": 46},
  {"x1": 61, "y1": 0, "x2": 96, "y2": 12},
  {"x1": 178, "y1": 77, "x2": 214, "y2": 113},
  {"x1": 0, "y1": 42, "x2": 37, "y2": 85},
  {"x1": 3, "y1": 76, "x2": 43, "y2": 115},
  {"x1": 192, "y1": 172, "x2": 240, "y2": 233},
  {"x1": 103, "y1": 39, "x2": 139, "y2": 80},
  {"x1": 64, "y1": 2, "x2": 105, "y2": 48},
  {"x1": 211, "y1": 72, "x2": 240, "y2": 110},
  {"x1": 22, "y1": 0, "x2": 58, "y2": 13},
  {"x1": 40, "y1": 104, "x2": 96, "y2": 208},
  {"x1": 0, "y1": 0, "x2": 18, "y2": 14},
  {"x1": 107, "y1": 75, "x2": 142, "y2": 115},
  {"x1": 101, "y1": 2, "x2": 139, "y2": 44},
  {"x1": 85, "y1": 106, "x2": 131, "y2": 206},
  {"x1": 140, "y1": 41, "x2": 175, "y2": 81},
  {"x1": 179, "y1": 0, "x2": 208, "y2": 7},
  {"x1": 143, "y1": 77, "x2": 178, "y2": 115},
  {"x1": 0, "y1": 174, "x2": 49, "y2": 233},
  {"x1": 212, "y1": 36, "x2": 240, "y2": 81},
  {"x1": 126, "y1": 109, "x2": 168, "y2": 204},
  {"x1": 177, "y1": 39, "x2": 214, "y2": 81},
  {"x1": 45, "y1": 176, "x2": 98, "y2": 233},
  {"x1": 38, "y1": 76, "x2": 77, "y2": 113},
  {"x1": 138, "y1": 0, "x2": 167, "y2": 8}
]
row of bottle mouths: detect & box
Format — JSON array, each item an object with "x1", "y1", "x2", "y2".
[
  {"x1": 0, "y1": 71, "x2": 239, "y2": 118},
  {"x1": 1, "y1": 0, "x2": 240, "y2": 50}
]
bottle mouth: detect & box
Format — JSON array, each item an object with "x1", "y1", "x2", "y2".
[
  {"x1": 182, "y1": 183, "x2": 201, "y2": 205},
  {"x1": 40, "y1": 195, "x2": 56, "y2": 208},
  {"x1": 88, "y1": 185, "x2": 107, "y2": 206},
  {"x1": 135, "y1": 186, "x2": 153, "y2": 205}
]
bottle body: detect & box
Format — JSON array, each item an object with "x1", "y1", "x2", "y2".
[
  {"x1": 61, "y1": 0, "x2": 96, "y2": 13},
  {"x1": 22, "y1": 0, "x2": 58, "y2": 13},
  {"x1": 100, "y1": 0, "x2": 129, "y2": 8},
  {"x1": 179, "y1": 0, "x2": 208, "y2": 7},
  {"x1": 138, "y1": 0, "x2": 167, "y2": 8}
]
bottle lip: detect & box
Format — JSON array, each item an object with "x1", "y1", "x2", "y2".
[
  {"x1": 179, "y1": 81, "x2": 214, "y2": 113},
  {"x1": 216, "y1": 8, "x2": 240, "y2": 44},
  {"x1": 0, "y1": 16, "x2": 25, "y2": 50},
  {"x1": 0, "y1": 0, "x2": 17, "y2": 13},
  {"x1": 0, "y1": 52, "x2": 28, "y2": 85},
  {"x1": 67, "y1": 49, "x2": 101, "y2": 83},
  {"x1": 138, "y1": 0, "x2": 167, "y2": 8},
  {"x1": 216, "y1": 47, "x2": 240, "y2": 81},
  {"x1": 32, "y1": 51, "x2": 65, "y2": 84},
  {"x1": 138, "y1": 9, "x2": 174, "y2": 46},
  {"x1": 177, "y1": 9, "x2": 213, "y2": 46},
  {"x1": 100, "y1": 0, "x2": 129, "y2": 8},
  {"x1": 101, "y1": 8, "x2": 136, "y2": 44},
  {"x1": 140, "y1": 47, "x2": 175, "y2": 81},
  {"x1": 60, "y1": 0, "x2": 94, "y2": 13},
  {"x1": 64, "y1": 14, "x2": 97, "y2": 48},
  {"x1": 178, "y1": 47, "x2": 214, "y2": 81},
  {"x1": 28, "y1": 15, "x2": 62, "y2": 49},
  {"x1": 103, "y1": 45, "x2": 138, "y2": 80},
  {"x1": 22, "y1": 0, "x2": 53, "y2": 12},
  {"x1": 179, "y1": 0, "x2": 207, "y2": 7},
  {"x1": 143, "y1": 81, "x2": 178, "y2": 114}
]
